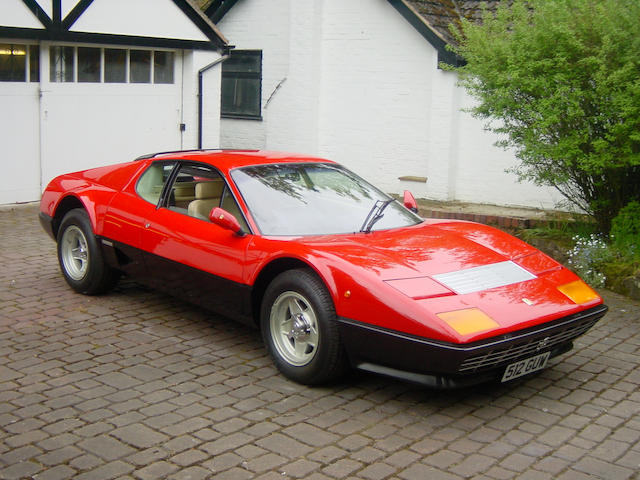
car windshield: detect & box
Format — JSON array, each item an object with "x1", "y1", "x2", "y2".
[{"x1": 231, "y1": 163, "x2": 422, "y2": 235}]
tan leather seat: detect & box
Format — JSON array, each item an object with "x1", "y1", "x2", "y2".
[
  {"x1": 188, "y1": 181, "x2": 224, "y2": 219},
  {"x1": 172, "y1": 181, "x2": 196, "y2": 208}
]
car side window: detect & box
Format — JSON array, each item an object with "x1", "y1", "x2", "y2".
[
  {"x1": 136, "y1": 162, "x2": 175, "y2": 205},
  {"x1": 162, "y1": 164, "x2": 224, "y2": 219},
  {"x1": 142, "y1": 161, "x2": 250, "y2": 229}
]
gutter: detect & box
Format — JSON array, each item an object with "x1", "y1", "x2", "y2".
[{"x1": 198, "y1": 54, "x2": 230, "y2": 149}]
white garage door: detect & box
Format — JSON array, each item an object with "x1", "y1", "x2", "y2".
[{"x1": 40, "y1": 46, "x2": 184, "y2": 188}]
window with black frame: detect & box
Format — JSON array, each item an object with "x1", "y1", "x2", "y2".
[
  {"x1": 221, "y1": 50, "x2": 262, "y2": 120},
  {"x1": 49, "y1": 46, "x2": 174, "y2": 84}
]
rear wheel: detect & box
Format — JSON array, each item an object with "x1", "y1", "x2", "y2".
[
  {"x1": 57, "y1": 208, "x2": 118, "y2": 294},
  {"x1": 261, "y1": 268, "x2": 348, "y2": 385}
]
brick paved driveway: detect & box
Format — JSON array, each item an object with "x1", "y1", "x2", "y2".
[{"x1": 1, "y1": 204, "x2": 639, "y2": 480}]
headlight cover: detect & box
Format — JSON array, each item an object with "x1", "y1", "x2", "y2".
[
  {"x1": 557, "y1": 280, "x2": 600, "y2": 304},
  {"x1": 437, "y1": 307, "x2": 499, "y2": 336}
]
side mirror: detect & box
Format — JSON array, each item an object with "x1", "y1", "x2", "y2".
[
  {"x1": 209, "y1": 207, "x2": 246, "y2": 236},
  {"x1": 403, "y1": 190, "x2": 419, "y2": 214}
]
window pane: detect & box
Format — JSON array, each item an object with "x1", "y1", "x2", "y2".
[
  {"x1": 105, "y1": 49, "x2": 126, "y2": 83},
  {"x1": 231, "y1": 164, "x2": 420, "y2": 236},
  {"x1": 221, "y1": 77, "x2": 261, "y2": 117},
  {"x1": 136, "y1": 162, "x2": 175, "y2": 205},
  {"x1": 130, "y1": 50, "x2": 150, "y2": 83},
  {"x1": 0, "y1": 44, "x2": 27, "y2": 82},
  {"x1": 50, "y1": 46, "x2": 74, "y2": 82},
  {"x1": 29, "y1": 45, "x2": 39, "y2": 82},
  {"x1": 221, "y1": 50, "x2": 262, "y2": 118},
  {"x1": 153, "y1": 51, "x2": 174, "y2": 84},
  {"x1": 78, "y1": 47, "x2": 100, "y2": 82},
  {"x1": 169, "y1": 165, "x2": 223, "y2": 216},
  {"x1": 223, "y1": 53, "x2": 261, "y2": 73}
]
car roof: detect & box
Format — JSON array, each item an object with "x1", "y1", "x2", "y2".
[{"x1": 138, "y1": 150, "x2": 335, "y2": 173}]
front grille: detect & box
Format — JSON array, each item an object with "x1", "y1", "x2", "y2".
[{"x1": 458, "y1": 312, "x2": 602, "y2": 373}]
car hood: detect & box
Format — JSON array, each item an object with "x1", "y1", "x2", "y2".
[{"x1": 300, "y1": 219, "x2": 548, "y2": 280}]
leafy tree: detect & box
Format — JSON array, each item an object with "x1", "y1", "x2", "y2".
[{"x1": 449, "y1": 0, "x2": 640, "y2": 233}]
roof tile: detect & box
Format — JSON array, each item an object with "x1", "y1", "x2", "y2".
[{"x1": 404, "y1": 0, "x2": 500, "y2": 44}]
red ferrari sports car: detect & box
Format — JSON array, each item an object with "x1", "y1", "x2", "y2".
[{"x1": 39, "y1": 150, "x2": 607, "y2": 387}]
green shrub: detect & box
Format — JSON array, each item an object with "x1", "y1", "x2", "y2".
[{"x1": 610, "y1": 201, "x2": 640, "y2": 259}]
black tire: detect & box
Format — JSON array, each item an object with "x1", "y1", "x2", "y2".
[
  {"x1": 57, "y1": 208, "x2": 119, "y2": 295},
  {"x1": 261, "y1": 268, "x2": 348, "y2": 385}
]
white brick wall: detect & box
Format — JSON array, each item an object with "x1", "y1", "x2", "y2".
[{"x1": 218, "y1": 0, "x2": 564, "y2": 210}]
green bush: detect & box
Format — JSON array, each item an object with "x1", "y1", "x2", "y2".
[{"x1": 610, "y1": 201, "x2": 640, "y2": 259}]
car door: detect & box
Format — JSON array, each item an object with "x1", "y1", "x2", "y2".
[
  {"x1": 100, "y1": 160, "x2": 177, "y2": 281},
  {"x1": 139, "y1": 162, "x2": 254, "y2": 322}
]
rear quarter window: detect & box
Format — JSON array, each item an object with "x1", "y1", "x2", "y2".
[{"x1": 136, "y1": 162, "x2": 175, "y2": 205}]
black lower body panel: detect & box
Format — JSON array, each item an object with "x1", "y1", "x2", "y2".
[
  {"x1": 99, "y1": 237, "x2": 254, "y2": 326},
  {"x1": 337, "y1": 304, "x2": 608, "y2": 388}
]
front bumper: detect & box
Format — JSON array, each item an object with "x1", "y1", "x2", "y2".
[{"x1": 338, "y1": 304, "x2": 608, "y2": 388}]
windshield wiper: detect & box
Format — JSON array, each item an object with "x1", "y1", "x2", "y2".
[{"x1": 360, "y1": 198, "x2": 395, "y2": 233}]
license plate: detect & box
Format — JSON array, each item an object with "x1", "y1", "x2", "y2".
[{"x1": 501, "y1": 351, "x2": 550, "y2": 382}]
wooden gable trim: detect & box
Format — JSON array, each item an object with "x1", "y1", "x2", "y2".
[
  {"x1": 204, "y1": 0, "x2": 240, "y2": 24},
  {"x1": 0, "y1": 26, "x2": 220, "y2": 51},
  {"x1": 3, "y1": 0, "x2": 227, "y2": 51},
  {"x1": 173, "y1": 0, "x2": 229, "y2": 48}
]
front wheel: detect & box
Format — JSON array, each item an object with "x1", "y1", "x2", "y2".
[
  {"x1": 261, "y1": 269, "x2": 348, "y2": 385},
  {"x1": 57, "y1": 208, "x2": 119, "y2": 295}
]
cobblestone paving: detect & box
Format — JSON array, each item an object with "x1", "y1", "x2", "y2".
[{"x1": 1, "y1": 204, "x2": 639, "y2": 480}]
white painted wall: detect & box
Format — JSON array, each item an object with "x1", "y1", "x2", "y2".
[
  {"x1": 34, "y1": 0, "x2": 51, "y2": 19},
  {"x1": 218, "y1": 0, "x2": 564, "y2": 210},
  {"x1": 70, "y1": 0, "x2": 210, "y2": 42},
  {"x1": 3, "y1": 0, "x2": 44, "y2": 29}
]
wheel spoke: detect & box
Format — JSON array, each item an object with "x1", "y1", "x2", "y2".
[
  {"x1": 287, "y1": 297, "x2": 305, "y2": 316},
  {"x1": 307, "y1": 337, "x2": 318, "y2": 354},
  {"x1": 279, "y1": 316, "x2": 292, "y2": 333},
  {"x1": 294, "y1": 339, "x2": 309, "y2": 358}
]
